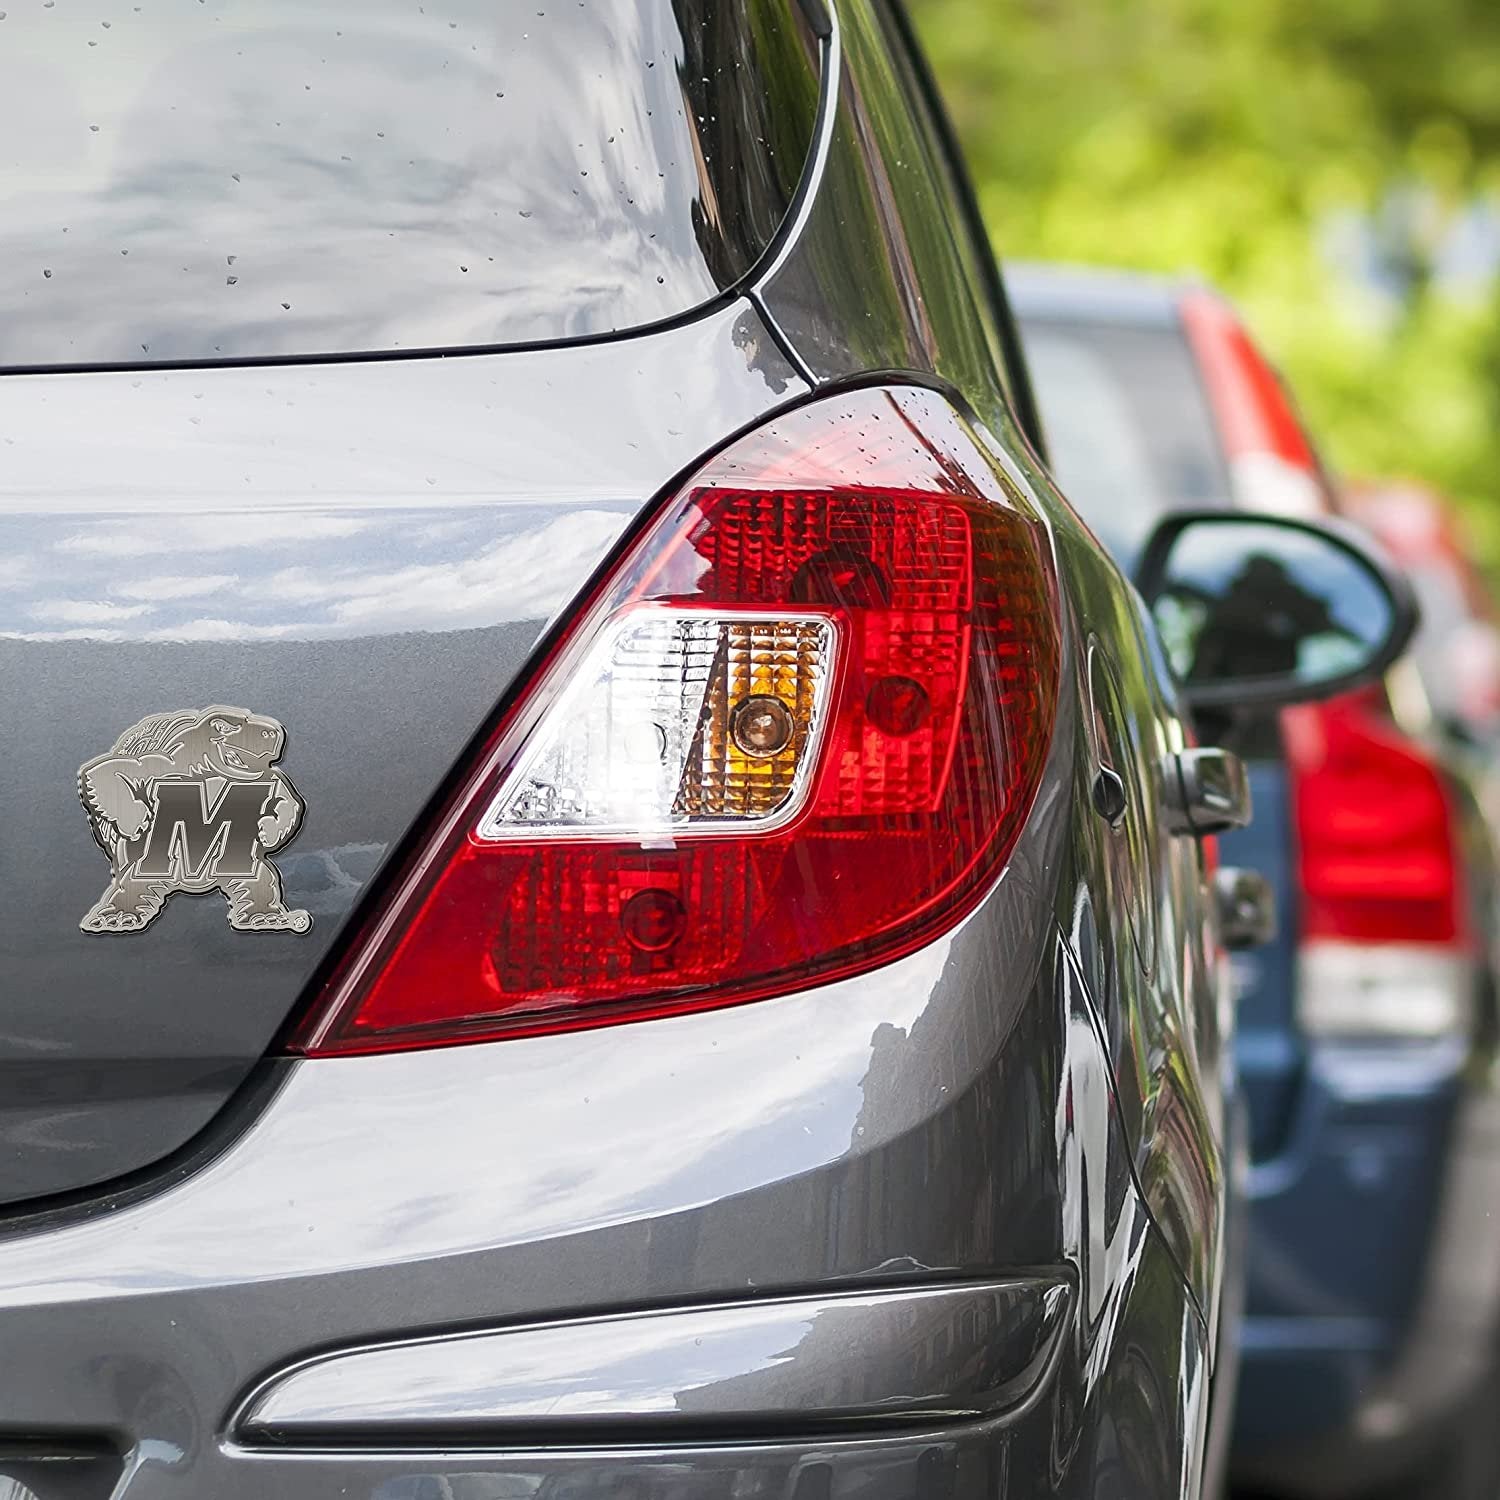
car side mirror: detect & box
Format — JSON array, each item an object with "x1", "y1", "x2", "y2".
[{"x1": 1134, "y1": 511, "x2": 1418, "y2": 710}]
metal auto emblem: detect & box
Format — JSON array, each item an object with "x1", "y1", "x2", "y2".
[{"x1": 78, "y1": 706, "x2": 312, "y2": 935}]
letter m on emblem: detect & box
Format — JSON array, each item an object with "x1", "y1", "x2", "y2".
[{"x1": 135, "y1": 781, "x2": 271, "y2": 880}]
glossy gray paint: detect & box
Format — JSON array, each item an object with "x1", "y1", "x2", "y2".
[{"x1": 0, "y1": 301, "x2": 804, "y2": 1203}]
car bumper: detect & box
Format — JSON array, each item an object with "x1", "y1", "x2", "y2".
[
  {"x1": 1232, "y1": 1040, "x2": 1500, "y2": 1495},
  {"x1": 0, "y1": 752, "x2": 1213, "y2": 1500},
  {"x1": 0, "y1": 978, "x2": 1203, "y2": 1500}
]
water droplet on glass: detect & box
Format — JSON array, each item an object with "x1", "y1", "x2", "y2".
[
  {"x1": 281, "y1": 301, "x2": 291, "y2": 310},
  {"x1": 231, "y1": 172, "x2": 241, "y2": 182},
  {"x1": 88, "y1": 39, "x2": 97, "y2": 45},
  {"x1": 89, "y1": 124, "x2": 100, "y2": 132},
  {"x1": 42, "y1": 269, "x2": 51, "y2": 279},
  {"x1": 518, "y1": 209, "x2": 532, "y2": 219},
  {"x1": 226, "y1": 275, "x2": 237, "y2": 285},
  {"x1": 101, "y1": 19, "x2": 110, "y2": 27},
  {"x1": 227, "y1": 254, "x2": 236, "y2": 265}
]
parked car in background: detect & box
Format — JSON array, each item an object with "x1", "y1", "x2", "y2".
[
  {"x1": 0, "y1": 6, "x2": 1416, "y2": 1499},
  {"x1": 1012, "y1": 263, "x2": 1500, "y2": 1500}
]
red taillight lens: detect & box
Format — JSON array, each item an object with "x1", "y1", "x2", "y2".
[
  {"x1": 1287, "y1": 696, "x2": 1466, "y2": 947},
  {"x1": 293, "y1": 387, "x2": 1061, "y2": 1054}
]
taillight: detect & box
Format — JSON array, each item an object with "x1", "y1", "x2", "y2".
[
  {"x1": 1287, "y1": 697, "x2": 1476, "y2": 1040},
  {"x1": 1289, "y1": 697, "x2": 1463, "y2": 946},
  {"x1": 293, "y1": 386, "x2": 1060, "y2": 1054}
]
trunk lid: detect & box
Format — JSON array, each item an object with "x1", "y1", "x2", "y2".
[{"x1": 0, "y1": 305, "x2": 803, "y2": 1203}]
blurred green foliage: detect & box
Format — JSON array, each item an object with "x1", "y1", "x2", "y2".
[{"x1": 909, "y1": 0, "x2": 1500, "y2": 560}]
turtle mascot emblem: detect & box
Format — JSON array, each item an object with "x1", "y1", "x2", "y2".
[{"x1": 78, "y1": 706, "x2": 311, "y2": 935}]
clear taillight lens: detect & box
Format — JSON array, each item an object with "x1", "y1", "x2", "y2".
[
  {"x1": 292, "y1": 386, "x2": 1060, "y2": 1054},
  {"x1": 478, "y1": 611, "x2": 839, "y2": 839}
]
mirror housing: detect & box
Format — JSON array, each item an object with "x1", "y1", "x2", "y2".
[{"x1": 1135, "y1": 511, "x2": 1418, "y2": 711}]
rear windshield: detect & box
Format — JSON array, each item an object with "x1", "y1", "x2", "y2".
[
  {"x1": 1019, "y1": 318, "x2": 1231, "y2": 569},
  {"x1": 0, "y1": 0, "x2": 820, "y2": 367}
]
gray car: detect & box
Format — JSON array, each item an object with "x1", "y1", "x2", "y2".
[{"x1": 0, "y1": 3, "x2": 1412, "y2": 1498}]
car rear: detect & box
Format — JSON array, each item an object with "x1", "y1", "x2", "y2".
[{"x1": 0, "y1": 8, "x2": 1219, "y2": 1500}]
